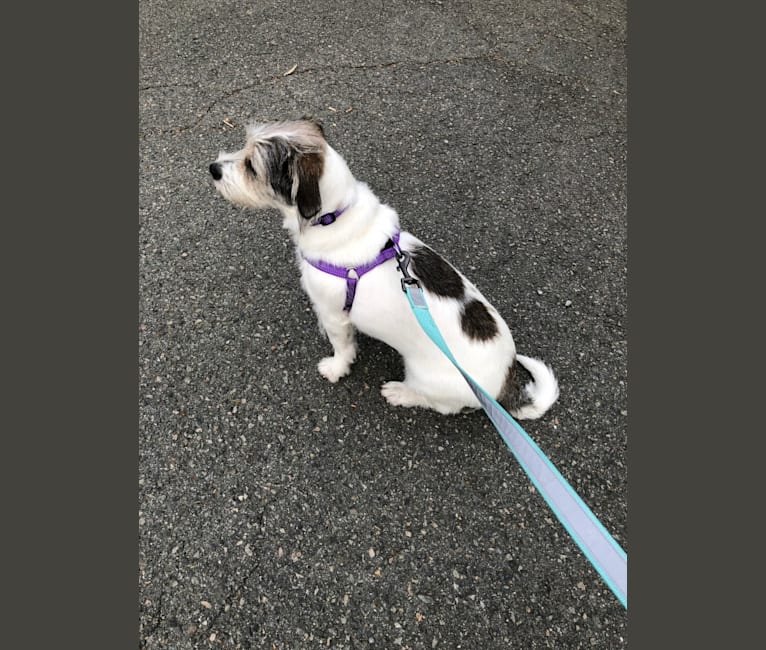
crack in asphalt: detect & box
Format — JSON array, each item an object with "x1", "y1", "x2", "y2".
[
  {"x1": 139, "y1": 590, "x2": 164, "y2": 648},
  {"x1": 139, "y1": 82, "x2": 198, "y2": 92},
  {"x1": 139, "y1": 53, "x2": 499, "y2": 138},
  {"x1": 140, "y1": 51, "x2": 621, "y2": 140}
]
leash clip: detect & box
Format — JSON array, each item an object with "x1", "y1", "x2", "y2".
[{"x1": 395, "y1": 250, "x2": 420, "y2": 292}]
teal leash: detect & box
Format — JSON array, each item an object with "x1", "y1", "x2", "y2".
[{"x1": 395, "y1": 250, "x2": 628, "y2": 609}]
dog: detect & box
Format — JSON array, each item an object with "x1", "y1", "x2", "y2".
[{"x1": 209, "y1": 118, "x2": 559, "y2": 417}]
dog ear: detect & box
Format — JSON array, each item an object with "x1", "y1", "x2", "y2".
[{"x1": 295, "y1": 151, "x2": 323, "y2": 219}]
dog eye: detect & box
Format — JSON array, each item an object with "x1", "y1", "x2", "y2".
[{"x1": 245, "y1": 158, "x2": 256, "y2": 176}]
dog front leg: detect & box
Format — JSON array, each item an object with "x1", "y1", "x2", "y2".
[{"x1": 315, "y1": 307, "x2": 357, "y2": 383}]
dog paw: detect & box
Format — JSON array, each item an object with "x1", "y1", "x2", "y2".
[
  {"x1": 318, "y1": 356, "x2": 351, "y2": 383},
  {"x1": 381, "y1": 381, "x2": 426, "y2": 408}
]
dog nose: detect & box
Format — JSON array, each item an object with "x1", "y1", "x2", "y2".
[{"x1": 209, "y1": 162, "x2": 223, "y2": 181}]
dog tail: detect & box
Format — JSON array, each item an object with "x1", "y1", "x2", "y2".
[{"x1": 499, "y1": 354, "x2": 560, "y2": 420}]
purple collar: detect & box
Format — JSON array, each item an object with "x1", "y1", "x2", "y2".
[
  {"x1": 312, "y1": 206, "x2": 348, "y2": 227},
  {"x1": 303, "y1": 231, "x2": 401, "y2": 311}
]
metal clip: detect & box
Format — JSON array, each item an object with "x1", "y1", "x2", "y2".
[{"x1": 395, "y1": 250, "x2": 420, "y2": 292}]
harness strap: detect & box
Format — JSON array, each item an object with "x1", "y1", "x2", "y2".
[{"x1": 303, "y1": 231, "x2": 401, "y2": 311}]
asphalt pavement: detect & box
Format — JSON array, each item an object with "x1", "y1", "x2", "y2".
[{"x1": 139, "y1": 1, "x2": 627, "y2": 647}]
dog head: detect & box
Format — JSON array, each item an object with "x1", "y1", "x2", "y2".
[{"x1": 209, "y1": 117, "x2": 328, "y2": 220}]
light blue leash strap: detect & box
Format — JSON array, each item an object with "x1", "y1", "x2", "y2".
[{"x1": 395, "y1": 251, "x2": 627, "y2": 609}]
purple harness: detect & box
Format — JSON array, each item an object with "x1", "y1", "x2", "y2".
[{"x1": 303, "y1": 208, "x2": 401, "y2": 311}]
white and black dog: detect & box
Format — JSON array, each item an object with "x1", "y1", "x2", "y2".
[{"x1": 210, "y1": 118, "x2": 558, "y2": 417}]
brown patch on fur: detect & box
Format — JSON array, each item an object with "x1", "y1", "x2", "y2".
[
  {"x1": 496, "y1": 358, "x2": 525, "y2": 413},
  {"x1": 295, "y1": 150, "x2": 324, "y2": 219}
]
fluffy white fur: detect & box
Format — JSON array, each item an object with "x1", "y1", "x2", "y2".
[{"x1": 211, "y1": 119, "x2": 559, "y2": 417}]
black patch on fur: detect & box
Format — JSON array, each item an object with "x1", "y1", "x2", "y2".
[
  {"x1": 409, "y1": 246, "x2": 465, "y2": 299},
  {"x1": 461, "y1": 299, "x2": 499, "y2": 341},
  {"x1": 263, "y1": 135, "x2": 324, "y2": 218},
  {"x1": 497, "y1": 359, "x2": 529, "y2": 413},
  {"x1": 266, "y1": 138, "x2": 295, "y2": 204},
  {"x1": 244, "y1": 157, "x2": 256, "y2": 177},
  {"x1": 295, "y1": 151, "x2": 323, "y2": 219}
]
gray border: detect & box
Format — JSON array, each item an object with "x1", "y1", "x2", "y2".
[
  {"x1": 627, "y1": 1, "x2": 759, "y2": 645},
  {"x1": 3, "y1": 3, "x2": 138, "y2": 647}
]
